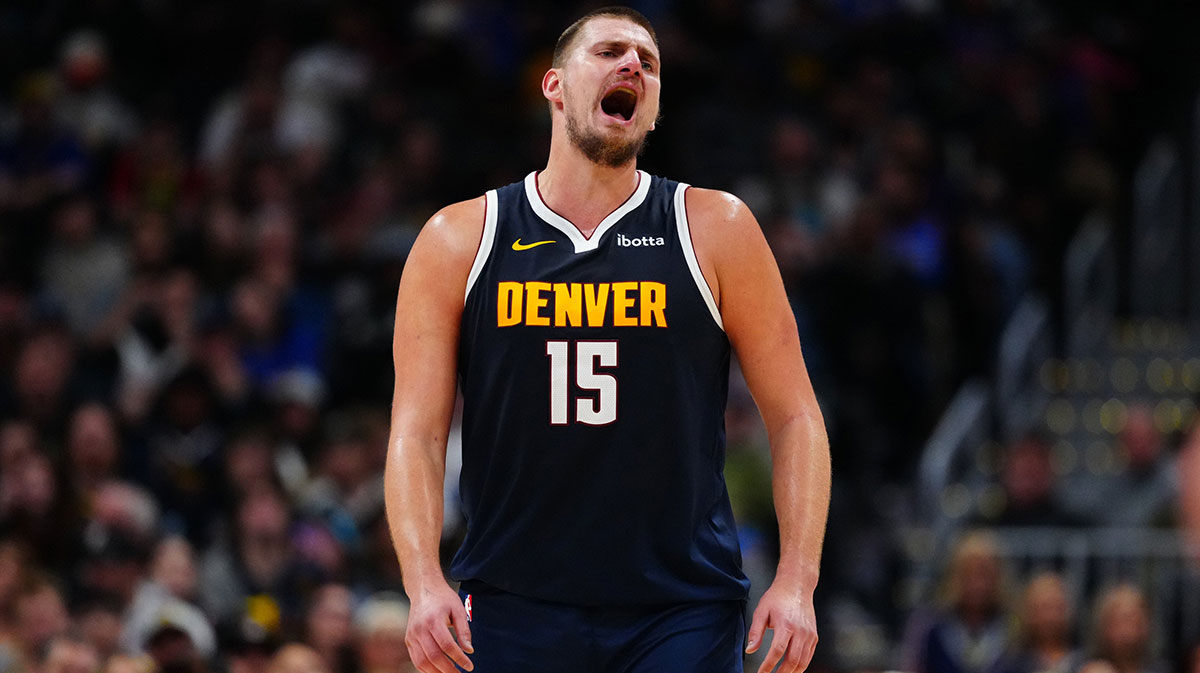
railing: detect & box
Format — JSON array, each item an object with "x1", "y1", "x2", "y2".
[
  {"x1": 915, "y1": 380, "x2": 991, "y2": 523},
  {"x1": 900, "y1": 526, "x2": 1200, "y2": 661},
  {"x1": 1132, "y1": 138, "x2": 1184, "y2": 319},
  {"x1": 987, "y1": 527, "x2": 1200, "y2": 658},
  {"x1": 911, "y1": 381, "x2": 992, "y2": 603},
  {"x1": 996, "y1": 296, "x2": 1052, "y2": 442},
  {"x1": 1064, "y1": 214, "x2": 1116, "y2": 361}
]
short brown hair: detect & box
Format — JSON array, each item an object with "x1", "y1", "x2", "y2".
[{"x1": 552, "y1": 6, "x2": 659, "y2": 68}]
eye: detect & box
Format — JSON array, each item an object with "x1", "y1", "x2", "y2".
[
  {"x1": 641, "y1": 60, "x2": 654, "y2": 72},
  {"x1": 599, "y1": 50, "x2": 615, "y2": 57}
]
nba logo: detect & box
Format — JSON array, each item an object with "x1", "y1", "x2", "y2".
[{"x1": 464, "y1": 594, "x2": 472, "y2": 621}]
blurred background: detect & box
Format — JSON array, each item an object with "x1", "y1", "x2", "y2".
[{"x1": 2, "y1": 1, "x2": 1200, "y2": 672}]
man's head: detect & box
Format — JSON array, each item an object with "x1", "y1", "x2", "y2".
[{"x1": 544, "y1": 7, "x2": 661, "y2": 168}]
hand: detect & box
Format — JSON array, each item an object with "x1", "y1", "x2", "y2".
[
  {"x1": 746, "y1": 580, "x2": 818, "y2": 673},
  {"x1": 405, "y1": 581, "x2": 474, "y2": 673}
]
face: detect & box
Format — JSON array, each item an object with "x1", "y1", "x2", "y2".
[
  {"x1": 1100, "y1": 589, "x2": 1150, "y2": 658},
  {"x1": 151, "y1": 537, "x2": 198, "y2": 599},
  {"x1": 957, "y1": 553, "x2": 1000, "y2": 613},
  {"x1": 1023, "y1": 575, "x2": 1070, "y2": 642},
  {"x1": 548, "y1": 16, "x2": 661, "y2": 167},
  {"x1": 306, "y1": 585, "x2": 353, "y2": 649}
]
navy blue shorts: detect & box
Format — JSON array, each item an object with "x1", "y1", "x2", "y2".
[{"x1": 456, "y1": 581, "x2": 746, "y2": 673}]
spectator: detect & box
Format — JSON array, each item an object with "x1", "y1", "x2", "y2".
[
  {"x1": 38, "y1": 197, "x2": 129, "y2": 341},
  {"x1": 77, "y1": 529, "x2": 148, "y2": 617},
  {"x1": 904, "y1": 531, "x2": 1021, "y2": 673},
  {"x1": 40, "y1": 634, "x2": 100, "y2": 673},
  {"x1": 221, "y1": 428, "x2": 281, "y2": 507},
  {"x1": 0, "y1": 452, "x2": 76, "y2": 570},
  {"x1": 266, "y1": 644, "x2": 328, "y2": 673},
  {"x1": 133, "y1": 366, "x2": 224, "y2": 544},
  {"x1": 974, "y1": 432, "x2": 1083, "y2": 528},
  {"x1": 353, "y1": 593, "x2": 415, "y2": 673},
  {"x1": 4, "y1": 324, "x2": 78, "y2": 438},
  {"x1": 107, "y1": 121, "x2": 197, "y2": 224},
  {"x1": 122, "y1": 537, "x2": 215, "y2": 660},
  {"x1": 107, "y1": 268, "x2": 199, "y2": 424},
  {"x1": 301, "y1": 584, "x2": 353, "y2": 673},
  {"x1": 216, "y1": 619, "x2": 277, "y2": 673},
  {"x1": 12, "y1": 574, "x2": 70, "y2": 667},
  {"x1": 1089, "y1": 584, "x2": 1167, "y2": 673},
  {"x1": 65, "y1": 403, "x2": 123, "y2": 500},
  {"x1": 149, "y1": 537, "x2": 199, "y2": 603},
  {"x1": 0, "y1": 73, "x2": 88, "y2": 220},
  {"x1": 1014, "y1": 572, "x2": 1083, "y2": 673},
  {"x1": 1092, "y1": 404, "x2": 1177, "y2": 528},
  {"x1": 142, "y1": 623, "x2": 204, "y2": 673},
  {"x1": 53, "y1": 30, "x2": 138, "y2": 156},
  {"x1": 76, "y1": 598, "x2": 123, "y2": 664},
  {"x1": 199, "y1": 489, "x2": 323, "y2": 627}
]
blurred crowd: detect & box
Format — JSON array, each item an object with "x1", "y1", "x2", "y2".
[
  {"x1": 903, "y1": 531, "x2": 1199, "y2": 673},
  {"x1": 0, "y1": 0, "x2": 1192, "y2": 672}
]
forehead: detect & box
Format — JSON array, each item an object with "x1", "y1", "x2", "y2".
[{"x1": 573, "y1": 16, "x2": 658, "y2": 60}]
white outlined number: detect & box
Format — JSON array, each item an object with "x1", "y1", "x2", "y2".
[{"x1": 545, "y1": 340, "x2": 618, "y2": 425}]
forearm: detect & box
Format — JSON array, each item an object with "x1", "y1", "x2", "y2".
[
  {"x1": 385, "y1": 435, "x2": 450, "y2": 594},
  {"x1": 767, "y1": 410, "x2": 831, "y2": 591}
]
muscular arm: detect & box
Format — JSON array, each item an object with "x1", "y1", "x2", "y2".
[
  {"x1": 384, "y1": 196, "x2": 484, "y2": 673},
  {"x1": 688, "y1": 188, "x2": 831, "y2": 673}
]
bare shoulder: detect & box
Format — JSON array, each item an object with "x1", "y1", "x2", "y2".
[
  {"x1": 397, "y1": 195, "x2": 487, "y2": 308},
  {"x1": 683, "y1": 187, "x2": 758, "y2": 233},
  {"x1": 414, "y1": 195, "x2": 488, "y2": 262},
  {"x1": 682, "y1": 187, "x2": 771, "y2": 278}
]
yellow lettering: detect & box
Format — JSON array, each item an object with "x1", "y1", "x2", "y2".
[
  {"x1": 497, "y1": 282, "x2": 524, "y2": 326},
  {"x1": 584, "y1": 283, "x2": 610, "y2": 327},
  {"x1": 640, "y1": 282, "x2": 667, "y2": 327},
  {"x1": 612, "y1": 282, "x2": 638, "y2": 326},
  {"x1": 525, "y1": 282, "x2": 551, "y2": 326},
  {"x1": 554, "y1": 283, "x2": 583, "y2": 327}
]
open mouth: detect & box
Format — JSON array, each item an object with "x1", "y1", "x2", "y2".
[{"x1": 601, "y1": 86, "x2": 638, "y2": 122}]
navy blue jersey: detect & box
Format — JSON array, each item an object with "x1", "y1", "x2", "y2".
[{"x1": 450, "y1": 171, "x2": 750, "y2": 606}]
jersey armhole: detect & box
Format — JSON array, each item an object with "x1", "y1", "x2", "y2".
[
  {"x1": 464, "y1": 189, "x2": 499, "y2": 304},
  {"x1": 673, "y1": 183, "x2": 724, "y2": 331}
]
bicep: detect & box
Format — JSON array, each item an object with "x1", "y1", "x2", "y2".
[
  {"x1": 697, "y1": 195, "x2": 817, "y2": 431},
  {"x1": 390, "y1": 201, "x2": 484, "y2": 446}
]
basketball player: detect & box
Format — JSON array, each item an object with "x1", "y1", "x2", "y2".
[{"x1": 384, "y1": 7, "x2": 830, "y2": 673}]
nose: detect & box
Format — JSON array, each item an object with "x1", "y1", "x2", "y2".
[{"x1": 616, "y1": 48, "x2": 642, "y2": 76}]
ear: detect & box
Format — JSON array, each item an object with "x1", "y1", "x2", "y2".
[{"x1": 542, "y1": 68, "x2": 563, "y2": 109}]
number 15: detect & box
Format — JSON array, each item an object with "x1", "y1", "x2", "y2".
[{"x1": 545, "y1": 340, "x2": 618, "y2": 425}]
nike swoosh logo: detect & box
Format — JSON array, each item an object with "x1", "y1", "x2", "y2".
[{"x1": 512, "y1": 238, "x2": 556, "y2": 251}]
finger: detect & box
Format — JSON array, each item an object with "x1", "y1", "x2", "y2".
[
  {"x1": 450, "y1": 604, "x2": 474, "y2": 654},
  {"x1": 785, "y1": 631, "x2": 818, "y2": 673},
  {"x1": 756, "y1": 629, "x2": 791, "y2": 673},
  {"x1": 745, "y1": 609, "x2": 768, "y2": 654},
  {"x1": 780, "y1": 641, "x2": 808, "y2": 673},
  {"x1": 408, "y1": 636, "x2": 437, "y2": 673},
  {"x1": 431, "y1": 620, "x2": 473, "y2": 671},
  {"x1": 416, "y1": 634, "x2": 459, "y2": 673}
]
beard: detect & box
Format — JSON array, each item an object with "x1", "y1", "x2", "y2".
[{"x1": 565, "y1": 109, "x2": 650, "y2": 168}]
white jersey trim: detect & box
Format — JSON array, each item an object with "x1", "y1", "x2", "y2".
[
  {"x1": 524, "y1": 170, "x2": 651, "y2": 253},
  {"x1": 673, "y1": 183, "x2": 724, "y2": 331},
  {"x1": 464, "y1": 189, "x2": 499, "y2": 304}
]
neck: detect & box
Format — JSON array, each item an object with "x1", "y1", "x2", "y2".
[{"x1": 538, "y1": 128, "x2": 640, "y2": 236}]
